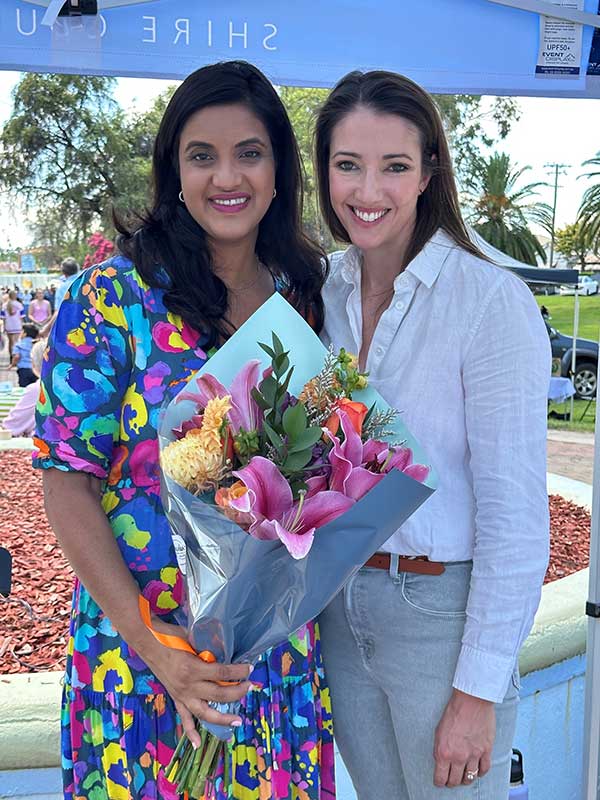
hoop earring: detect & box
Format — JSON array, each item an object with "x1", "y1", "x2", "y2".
[
  {"x1": 179, "y1": 190, "x2": 184, "y2": 203},
  {"x1": 272, "y1": 188, "x2": 277, "y2": 199}
]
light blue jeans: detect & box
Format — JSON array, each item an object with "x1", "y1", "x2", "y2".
[{"x1": 318, "y1": 561, "x2": 519, "y2": 800}]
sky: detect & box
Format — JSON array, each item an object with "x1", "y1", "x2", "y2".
[{"x1": 0, "y1": 70, "x2": 599, "y2": 249}]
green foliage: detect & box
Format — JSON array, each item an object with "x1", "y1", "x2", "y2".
[
  {"x1": 578, "y1": 152, "x2": 600, "y2": 254},
  {"x1": 0, "y1": 74, "x2": 176, "y2": 255},
  {"x1": 433, "y1": 95, "x2": 520, "y2": 189},
  {"x1": 466, "y1": 152, "x2": 548, "y2": 265},
  {"x1": 278, "y1": 86, "x2": 333, "y2": 249},
  {"x1": 555, "y1": 222, "x2": 592, "y2": 269},
  {"x1": 252, "y1": 333, "x2": 323, "y2": 492}
]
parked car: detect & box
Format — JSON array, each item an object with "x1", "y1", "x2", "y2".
[
  {"x1": 558, "y1": 276, "x2": 599, "y2": 296},
  {"x1": 547, "y1": 322, "x2": 598, "y2": 399}
]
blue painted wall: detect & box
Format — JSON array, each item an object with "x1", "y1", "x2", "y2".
[{"x1": 514, "y1": 655, "x2": 586, "y2": 800}]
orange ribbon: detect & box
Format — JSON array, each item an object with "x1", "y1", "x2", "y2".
[{"x1": 138, "y1": 595, "x2": 233, "y2": 683}]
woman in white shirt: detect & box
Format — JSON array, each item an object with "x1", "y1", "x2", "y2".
[{"x1": 315, "y1": 70, "x2": 550, "y2": 798}]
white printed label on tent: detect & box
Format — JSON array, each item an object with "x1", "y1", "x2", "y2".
[
  {"x1": 536, "y1": 0, "x2": 584, "y2": 77},
  {"x1": 172, "y1": 534, "x2": 187, "y2": 575}
]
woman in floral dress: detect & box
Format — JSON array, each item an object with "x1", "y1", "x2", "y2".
[{"x1": 34, "y1": 61, "x2": 335, "y2": 800}]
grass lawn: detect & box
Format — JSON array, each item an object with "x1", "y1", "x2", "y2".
[
  {"x1": 535, "y1": 293, "x2": 600, "y2": 340},
  {"x1": 548, "y1": 398, "x2": 596, "y2": 433},
  {"x1": 535, "y1": 294, "x2": 598, "y2": 433}
]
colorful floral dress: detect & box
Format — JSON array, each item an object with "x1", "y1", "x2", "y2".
[{"x1": 33, "y1": 257, "x2": 335, "y2": 800}]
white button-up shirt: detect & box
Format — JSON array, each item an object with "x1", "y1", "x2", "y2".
[{"x1": 322, "y1": 229, "x2": 551, "y2": 702}]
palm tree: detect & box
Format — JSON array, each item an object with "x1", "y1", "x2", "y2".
[
  {"x1": 466, "y1": 152, "x2": 549, "y2": 265},
  {"x1": 577, "y1": 153, "x2": 600, "y2": 253}
]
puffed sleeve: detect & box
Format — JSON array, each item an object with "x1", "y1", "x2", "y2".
[{"x1": 33, "y1": 262, "x2": 133, "y2": 479}]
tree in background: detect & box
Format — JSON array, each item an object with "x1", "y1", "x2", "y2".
[
  {"x1": 578, "y1": 152, "x2": 600, "y2": 254},
  {"x1": 0, "y1": 74, "x2": 169, "y2": 255},
  {"x1": 433, "y1": 95, "x2": 520, "y2": 190},
  {"x1": 466, "y1": 152, "x2": 548, "y2": 265},
  {"x1": 279, "y1": 86, "x2": 332, "y2": 248},
  {"x1": 555, "y1": 222, "x2": 592, "y2": 270}
]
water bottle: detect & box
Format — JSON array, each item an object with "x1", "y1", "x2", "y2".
[{"x1": 509, "y1": 749, "x2": 528, "y2": 799}]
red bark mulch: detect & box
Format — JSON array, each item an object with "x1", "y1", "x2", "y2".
[{"x1": 0, "y1": 450, "x2": 592, "y2": 675}]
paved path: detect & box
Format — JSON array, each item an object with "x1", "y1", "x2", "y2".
[{"x1": 547, "y1": 430, "x2": 595, "y2": 486}]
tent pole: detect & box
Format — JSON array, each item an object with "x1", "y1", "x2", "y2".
[
  {"x1": 571, "y1": 290, "x2": 580, "y2": 421},
  {"x1": 582, "y1": 328, "x2": 600, "y2": 800}
]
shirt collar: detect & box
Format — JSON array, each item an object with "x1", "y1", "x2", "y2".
[
  {"x1": 406, "y1": 229, "x2": 455, "y2": 289},
  {"x1": 335, "y1": 228, "x2": 456, "y2": 290}
]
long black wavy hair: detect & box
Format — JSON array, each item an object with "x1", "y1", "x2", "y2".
[{"x1": 116, "y1": 61, "x2": 326, "y2": 346}]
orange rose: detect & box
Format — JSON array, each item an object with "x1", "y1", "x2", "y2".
[
  {"x1": 338, "y1": 398, "x2": 369, "y2": 436},
  {"x1": 325, "y1": 398, "x2": 369, "y2": 438}
]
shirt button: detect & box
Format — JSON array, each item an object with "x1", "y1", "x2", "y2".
[
  {"x1": 375, "y1": 346, "x2": 384, "y2": 356},
  {"x1": 395, "y1": 301, "x2": 404, "y2": 310}
]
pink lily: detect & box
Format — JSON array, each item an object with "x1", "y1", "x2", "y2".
[
  {"x1": 229, "y1": 456, "x2": 354, "y2": 559},
  {"x1": 177, "y1": 360, "x2": 266, "y2": 433},
  {"x1": 327, "y1": 410, "x2": 429, "y2": 501}
]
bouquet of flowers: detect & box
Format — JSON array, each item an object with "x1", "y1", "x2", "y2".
[{"x1": 150, "y1": 294, "x2": 435, "y2": 798}]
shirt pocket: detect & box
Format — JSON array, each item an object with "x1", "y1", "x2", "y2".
[{"x1": 400, "y1": 562, "x2": 472, "y2": 617}]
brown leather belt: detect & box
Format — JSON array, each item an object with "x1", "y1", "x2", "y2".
[{"x1": 364, "y1": 552, "x2": 445, "y2": 576}]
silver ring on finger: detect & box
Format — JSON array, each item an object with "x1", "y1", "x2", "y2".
[{"x1": 465, "y1": 768, "x2": 479, "y2": 782}]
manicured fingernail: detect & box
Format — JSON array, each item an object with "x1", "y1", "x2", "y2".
[
  {"x1": 251, "y1": 683, "x2": 263, "y2": 691},
  {"x1": 192, "y1": 741, "x2": 199, "y2": 750},
  {"x1": 231, "y1": 720, "x2": 242, "y2": 727}
]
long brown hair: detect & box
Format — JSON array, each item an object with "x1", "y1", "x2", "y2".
[{"x1": 315, "y1": 70, "x2": 487, "y2": 267}]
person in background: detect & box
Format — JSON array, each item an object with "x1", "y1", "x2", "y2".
[
  {"x1": 1, "y1": 290, "x2": 24, "y2": 360},
  {"x1": 2, "y1": 338, "x2": 45, "y2": 437},
  {"x1": 39, "y1": 258, "x2": 80, "y2": 337},
  {"x1": 11, "y1": 323, "x2": 39, "y2": 387},
  {"x1": 44, "y1": 284, "x2": 56, "y2": 313},
  {"x1": 315, "y1": 69, "x2": 550, "y2": 798},
  {"x1": 54, "y1": 257, "x2": 80, "y2": 310},
  {"x1": 28, "y1": 289, "x2": 53, "y2": 327}
]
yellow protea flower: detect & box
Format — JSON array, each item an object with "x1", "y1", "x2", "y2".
[
  {"x1": 161, "y1": 396, "x2": 232, "y2": 493},
  {"x1": 199, "y1": 395, "x2": 232, "y2": 454}
]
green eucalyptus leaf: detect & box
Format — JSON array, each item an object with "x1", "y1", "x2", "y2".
[
  {"x1": 283, "y1": 449, "x2": 313, "y2": 472},
  {"x1": 272, "y1": 332, "x2": 284, "y2": 356},
  {"x1": 259, "y1": 342, "x2": 276, "y2": 359},
  {"x1": 282, "y1": 402, "x2": 307, "y2": 439},
  {"x1": 251, "y1": 387, "x2": 271, "y2": 411},
  {"x1": 287, "y1": 427, "x2": 323, "y2": 454},
  {"x1": 263, "y1": 420, "x2": 284, "y2": 453},
  {"x1": 260, "y1": 375, "x2": 278, "y2": 407}
]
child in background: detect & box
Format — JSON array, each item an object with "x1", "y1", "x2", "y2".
[
  {"x1": 2, "y1": 338, "x2": 46, "y2": 436},
  {"x1": 11, "y1": 323, "x2": 39, "y2": 387}
]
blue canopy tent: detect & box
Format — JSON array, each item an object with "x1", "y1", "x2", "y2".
[
  {"x1": 1, "y1": 1, "x2": 600, "y2": 797},
  {"x1": 0, "y1": 0, "x2": 599, "y2": 97}
]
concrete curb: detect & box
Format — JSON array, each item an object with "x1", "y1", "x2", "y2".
[
  {"x1": 0, "y1": 672, "x2": 62, "y2": 770},
  {"x1": 547, "y1": 472, "x2": 593, "y2": 511}
]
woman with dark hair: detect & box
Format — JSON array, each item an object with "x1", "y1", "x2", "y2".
[
  {"x1": 34, "y1": 61, "x2": 334, "y2": 800},
  {"x1": 315, "y1": 70, "x2": 550, "y2": 798}
]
